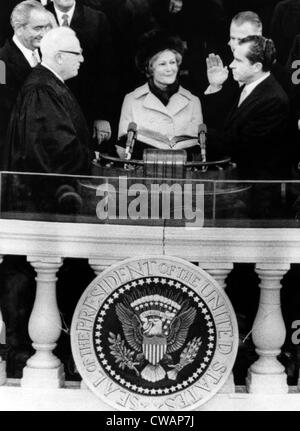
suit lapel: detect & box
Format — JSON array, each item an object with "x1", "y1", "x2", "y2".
[
  {"x1": 8, "y1": 40, "x2": 31, "y2": 78},
  {"x1": 70, "y1": 2, "x2": 85, "y2": 29},
  {"x1": 225, "y1": 76, "x2": 271, "y2": 124},
  {"x1": 225, "y1": 85, "x2": 244, "y2": 123}
]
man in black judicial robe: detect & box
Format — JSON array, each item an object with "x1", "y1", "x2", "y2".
[
  {"x1": 1, "y1": 27, "x2": 92, "y2": 379},
  {"x1": 5, "y1": 27, "x2": 91, "y2": 174}
]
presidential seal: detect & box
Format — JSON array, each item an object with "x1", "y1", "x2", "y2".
[{"x1": 71, "y1": 256, "x2": 238, "y2": 411}]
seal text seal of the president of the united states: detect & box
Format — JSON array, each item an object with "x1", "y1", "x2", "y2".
[{"x1": 71, "y1": 256, "x2": 238, "y2": 410}]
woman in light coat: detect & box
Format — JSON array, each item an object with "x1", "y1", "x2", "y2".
[{"x1": 116, "y1": 29, "x2": 203, "y2": 160}]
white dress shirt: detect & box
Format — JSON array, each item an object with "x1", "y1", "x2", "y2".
[{"x1": 238, "y1": 72, "x2": 270, "y2": 106}]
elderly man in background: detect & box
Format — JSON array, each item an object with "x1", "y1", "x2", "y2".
[
  {"x1": 0, "y1": 0, "x2": 54, "y2": 169},
  {"x1": 5, "y1": 26, "x2": 91, "y2": 174}
]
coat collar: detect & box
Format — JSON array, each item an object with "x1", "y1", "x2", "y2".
[{"x1": 132, "y1": 83, "x2": 193, "y2": 116}]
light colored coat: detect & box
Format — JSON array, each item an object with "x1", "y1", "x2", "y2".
[{"x1": 118, "y1": 83, "x2": 203, "y2": 150}]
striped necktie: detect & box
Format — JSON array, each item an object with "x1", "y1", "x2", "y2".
[{"x1": 61, "y1": 14, "x2": 69, "y2": 26}]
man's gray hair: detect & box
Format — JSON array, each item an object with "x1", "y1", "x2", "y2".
[
  {"x1": 40, "y1": 26, "x2": 78, "y2": 58},
  {"x1": 11, "y1": 0, "x2": 46, "y2": 30},
  {"x1": 232, "y1": 11, "x2": 263, "y2": 33}
]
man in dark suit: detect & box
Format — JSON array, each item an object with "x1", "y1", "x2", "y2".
[
  {"x1": 208, "y1": 35, "x2": 290, "y2": 181},
  {"x1": 204, "y1": 10, "x2": 290, "y2": 130},
  {"x1": 203, "y1": 11, "x2": 263, "y2": 130},
  {"x1": 224, "y1": 0, "x2": 281, "y2": 36},
  {"x1": 46, "y1": 0, "x2": 114, "y2": 145},
  {"x1": 270, "y1": 0, "x2": 300, "y2": 65},
  {"x1": 0, "y1": 0, "x2": 53, "y2": 169}
]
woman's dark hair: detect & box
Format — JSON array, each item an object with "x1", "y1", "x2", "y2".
[
  {"x1": 135, "y1": 29, "x2": 186, "y2": 75},
  {"x1": 239, "y1": 35, "x2": 276, "y2": 71}
]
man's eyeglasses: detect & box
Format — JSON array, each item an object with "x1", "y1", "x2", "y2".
[{"x1": 59, "y1": 50, "x2": 83, "y2": 56}]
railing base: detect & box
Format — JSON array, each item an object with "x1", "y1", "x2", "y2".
[
  {"x1": 21, "y1": 364, "x2": 65, "y2": 389},
  {"x1": 246, "y1": 370, "x2": 289, "y2": 394},
  {"x1": 0, "y1": 380, "x2": 299, "y2": 411},
  {"x1": 218, "y1": 373, "x2": 235, "y2": 393}
]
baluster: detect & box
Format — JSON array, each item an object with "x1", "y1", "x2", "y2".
[
  {"x1": 21, "y1": 256, "x2": 64, "y2": 388},
  {"x1": 247, "y1": 263, "x2": 290, "y2": 393},
  {"x1": 89, "y1": 258, "x2": 118, "y2": 276},
  {"x1": 199, "y1": 262, "x2": 235, "y2": 393}
]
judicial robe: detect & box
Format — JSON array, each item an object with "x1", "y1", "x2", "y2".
[{"x1": 5, "y1": 65, "x2": 92, "y2": 174}]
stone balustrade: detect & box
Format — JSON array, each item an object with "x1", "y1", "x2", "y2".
[{"x1": 0, "y1": 219, "x2": 299, "y2": 408}]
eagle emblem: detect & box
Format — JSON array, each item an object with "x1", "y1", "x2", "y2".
[{"x1": 114, "y1": 294, "x2": 197, "y2": 383}]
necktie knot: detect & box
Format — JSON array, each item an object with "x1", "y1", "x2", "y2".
[{"x1": 62, "y1": 14, "x2": 69, "y2": 26}]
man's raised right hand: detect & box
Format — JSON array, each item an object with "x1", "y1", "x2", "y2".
[{"x1": 206, "y1": 53, "x2": 229, "y2": 88}]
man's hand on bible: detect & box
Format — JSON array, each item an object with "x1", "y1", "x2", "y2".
[
  {"x1": 206, "y1": 53, "x2": 229, "y2": 88},
  {"x1": 93, "y1": 120, "x2": 111, "y2": 145}
]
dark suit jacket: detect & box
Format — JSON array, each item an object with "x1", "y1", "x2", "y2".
[
  {"x1": 208, "y1": 74, "x2": 290, "y2": 179},
  {"x1": 270, "y1": 0, "x2": 300, "y2": 65},
  {"x1": 47, "y1": 1, "x2": 114, "y2": 123},
  {"x1": 0, "y1": 39, "x2": 32, "y2": 168},
  {"x1": 0, "y1": 0, "x2": 20, "y2": 47},
  {"x1": 286, "y1": 34, "x2": 300, "y2": 118},
  {"x1": 84, "y1": 0, "x2": 157, "y2": 95},
  {"x1": 203, "y1": 62, "x2": 291, "y2": 131}
]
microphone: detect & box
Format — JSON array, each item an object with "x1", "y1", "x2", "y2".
[
  {"x1": 125, "y1": 122, "x2": 137, "y2": 160},
  {"x1": 198, "y1": 124, "x2": 207, "y2": 163}
]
